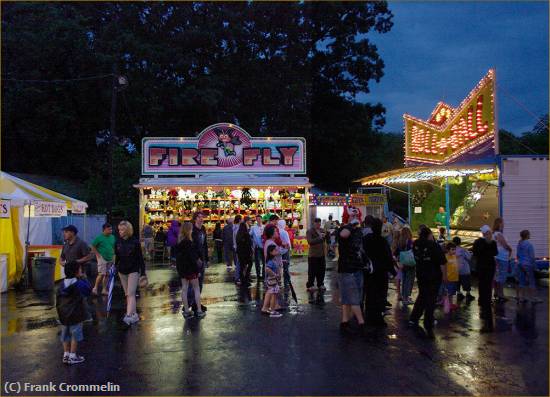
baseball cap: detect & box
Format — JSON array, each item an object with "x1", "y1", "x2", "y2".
[
  {"x1": 480, "y1": 225, "x2": 491, "y2": 234},
  {"x1": 62, "y1": 225, "x2": 78, "y2": 234}
]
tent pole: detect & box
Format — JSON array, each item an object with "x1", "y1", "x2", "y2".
[
  {"x1": 445, "y1": 177, "x2": 451, "y2": 238},
  {"x1": 22, "y1": 201, "x2": 31, "y2": 288}
]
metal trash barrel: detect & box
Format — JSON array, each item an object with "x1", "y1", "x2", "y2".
[{"x1": 31, "y1": 257, "x2": 56, "y2": 291}]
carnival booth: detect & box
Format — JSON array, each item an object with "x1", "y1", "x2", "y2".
[
  {"x1": 309, "y1": 191, "x2": 387, "y2": 224},
  {"x1": 134, "y1": 123, "x2": 312, "y2": 249},
  {"x1": 356, "y1": 69, "x2": 499, "y2": 242},
  {"x1": 0, "y1": 172, "x2": 88, "y2": 289}
]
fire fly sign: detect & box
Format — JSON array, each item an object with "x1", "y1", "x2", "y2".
[{"x1": 142, "y1": 123, "x2": 306, "y2": 175}]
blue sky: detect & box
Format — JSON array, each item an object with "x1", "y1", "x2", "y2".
[{"x1": 358, "y1": 1, "x2": 549, "y2": 134}]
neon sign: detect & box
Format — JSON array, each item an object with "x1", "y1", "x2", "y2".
[
  {"x1": 404, "y1": 70, "x2": 496, "y2": 166},
  {"x1": 142, "y1": 123, "x2": 306, "y2": 175}
]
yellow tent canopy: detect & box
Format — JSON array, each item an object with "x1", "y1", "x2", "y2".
[{"x1": 0, "y1": 171, "x2": 88, "y2": 288}]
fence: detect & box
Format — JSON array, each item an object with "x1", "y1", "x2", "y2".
[{"x1": 52, "y1": 214, "x2": 107, "y2": 245}]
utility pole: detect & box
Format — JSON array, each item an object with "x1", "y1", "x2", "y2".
[{"x1": 106, "y1": 63, "x2": 118, "y2": 223}]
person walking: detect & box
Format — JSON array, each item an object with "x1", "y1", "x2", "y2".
[
  {"x1": 337, "y1": 213, "x2": 366, "y2": 335},
  {"x1": 189, "y1": 212, "x2": 209, "y2": 312},
  {"x1": 493, "y1": 218, "x2": 513, "y2": 301},
  {"x1": 213, "y1": 222, "x2": 223, "y2": 264},
  {"x1": 409, "y1": 226, "x2": 447, "y2": 339},
  {"x1": 233, "y1": 215, "x2": 242, "y2": 284},
  {"x1": 394, "y1": 226, "x2": 415, "y2": 305},
  {"x1": 176, "y1": 222, "x2": 205, "y2": 319},
  {"x1": 222, "y1": 218, "x2": 235, "y2": 270},
  {"x1": 516, "y1": 230, "x2": 541, "y2": 303},
  {"x1": 453, "y1": 237, "x2": 475, "y2": 301},
  {"x1": 277, "y1": 219, "x2": 292, "y2": 287},
  {"x1": 306, "y1": 218, "x2": 326, "y2": 292},
  {"x1": 115, "y1": 220, "x2": 147, "y2": 325},
  {"x1": 91, "y1": 223, "x2": 116, "y2": 296},
  {"x1": 142, "y1": 221, "x2": 155, "y2": 260},
  {"x1": 236, "y1": 216, "x2": 254, "y2": 286},
  {"x1": 166, "y1": 220, "x2": 181, "y2": 265},
  {"x1": 363, "y1": 218, "x2": 396, "y2": 327},
  {"x1": 473, "y1": 225, "x2": 498, "y2": 333},
  {"x1": 250, "y1": 215, "x2": 265, "y2": 280}
]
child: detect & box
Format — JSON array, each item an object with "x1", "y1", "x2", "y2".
[
  {"x1": 445, "y1": 242, "x2": 459, "y2": 310},
  {"x1": 261, "y1": 244, "x2": 283, "y2": 318},
  {"x1": 56, "y1": 260, "x2": 92, "y2": 365},
  {"x1": 516, "y1": 230, "x2": 541, "y2": 303},
  {"x1": 176, "y1": 222, "x2": 205, "y2": 319},
  {"x1": 437, "y1": 227, "x2": 447, "y2": 248},
  {"x1": 452, "y1": 237, "x2": 475, "y2": 301}
]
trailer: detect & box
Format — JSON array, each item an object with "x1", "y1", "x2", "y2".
[{"x1": 499, "y1": 155, "x2": 549, "y2": 263}]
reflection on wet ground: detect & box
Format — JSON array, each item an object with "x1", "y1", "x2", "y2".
[{"x1": 1, "y1": 258, "x2": 548, "y2": 396}]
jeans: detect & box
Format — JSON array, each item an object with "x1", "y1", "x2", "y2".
[
  {"x1": 410, "y1": 277, "x2": 441, "y2": 330},
  {"x1": 234, "y1": 251, "x2": 241, "y2": 281},
  {"x1": 306, "y1": 256, "x2": 326, "y2": 288},
  {"x1": 215, "y1": 240, "x2": 223, "y2": 263},
  {"x1": 223, "y1": 245, "x2": 234, "y2": 268},
  {"x1": 254, "y1": 247, "x2": 265, "y2": 278},
  {"x1": 401, "y1": 267, "x2": 416, "y2": 299},
  {"x1": 478, "y1": 268, "x2": 495, "y2": 328},
  {"x1": 187, "y1": 263, "x2": 205, "y2": 306}
]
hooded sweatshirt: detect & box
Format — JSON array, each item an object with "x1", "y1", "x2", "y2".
[
  {"x1": 56, "y1": 277, "x2": 92, "y2": 326},
  {"x1": 166, "y1": 221, "x2": 180, "y2": 247}
]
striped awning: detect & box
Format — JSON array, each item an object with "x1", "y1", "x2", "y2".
[{"x1": 0, "y1": 171, "x2": 87, "y2": 213}]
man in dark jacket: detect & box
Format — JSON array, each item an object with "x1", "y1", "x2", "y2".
[
  {"x1": 409, "y1": 226, "x2": 447, "y2": 339},
  {"x1": 56, "y1": 260, "x2": 91, "y2": 365},
  {"x1": 189, "y1": 212, "x2": 209, "y2": 312},
  {"x1": 473, "y1": 225, "x2": 498, "y2": 332},
  {"x1": 222, "y1": 218, "x2": 235, "y2": 270},
  {"x1": 363, "y1": 218, "x2": 396, "y2": 327}
]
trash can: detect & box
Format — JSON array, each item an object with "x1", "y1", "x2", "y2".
[{"x1": 31, "y1": 257, "x2": 57, "y2": 291}]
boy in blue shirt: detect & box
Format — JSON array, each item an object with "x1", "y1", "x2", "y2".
[{"x1": 56, "y1": 260, "x2": 92, "y2": 365}]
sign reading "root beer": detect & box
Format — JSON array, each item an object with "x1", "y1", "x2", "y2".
[{"x1": 142, "y1": 123, "x2": 306, "y2": 175}]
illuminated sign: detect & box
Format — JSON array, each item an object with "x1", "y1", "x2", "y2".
[
  {"x1": 404, "y1": 70, "x2": 496, "y2": 166},
  {"x1": 142, "y1": 123, "x2": 306, "y2": 175}
]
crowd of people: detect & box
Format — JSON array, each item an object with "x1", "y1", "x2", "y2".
[{"x1": 55, "y1": 210, "x2": 541, "y2": 364}]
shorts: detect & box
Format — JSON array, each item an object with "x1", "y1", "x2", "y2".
[
  {"x1": 495, "y1": 259, "x2": 510, "y2": 283},
  {"x1": 97, "y1": 257, "x2": 113, "y2": 275},
  {"x1": 338, "y1": 271, "x2": 364, "y2": 306},
  {"x1": 458, "y1": 274, "x2": 471, "y2": 292},
  {"x1": 182, "y1": 273, "x2": 199, "y2": 281},
  {"x1": 517, "y1": 264, "x2": 536, "y2": 289},
  {"x1": 446, "y1": 281, "x2": 458, "y2": 296},
  {"x1": 60, "y1": 323, "x2": 83, "y2": 343}
]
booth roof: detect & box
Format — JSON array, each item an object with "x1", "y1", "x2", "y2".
[
  {"x1": 134, "y1": 174, "x2": 313, "y2": 189},
  {"x1": 355, "y1": 164, "x2": 496, "y2": 185},
  {"x1": 0, "y1": 171, "x2": 88, "y2": 210}
]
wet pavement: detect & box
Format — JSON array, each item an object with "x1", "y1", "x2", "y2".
[{"x1": 1, "y1": 258, "x2": 548, "y2": 396}]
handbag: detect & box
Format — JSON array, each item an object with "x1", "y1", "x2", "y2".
[{"x1": 399, "y1": 249, "x2": 416, "y2": 267}]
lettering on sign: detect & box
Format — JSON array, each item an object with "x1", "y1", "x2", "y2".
[
  {"x1": 142, "y1": 123, "x2": 306, "y2": 175},
  {"x1": 0, "y1": 200, "x2": 10, "y2": 218}
]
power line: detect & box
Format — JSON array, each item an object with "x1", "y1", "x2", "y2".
[
  {"x1": 2, "y1": 73, "x2": 114, "y2": 83},
  {"x1": 496, "y1": 82, "x2": 548, "y2": 128}
]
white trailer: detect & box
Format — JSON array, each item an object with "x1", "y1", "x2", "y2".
[{"x1": 499, "y1": 155, "x2": 549, "y2": 259}]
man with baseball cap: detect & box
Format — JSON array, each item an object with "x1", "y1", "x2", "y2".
[
  {"x1": 473, "y1": 225, "x2": 498, "y2": 333},
  {"x1": 60, "y1": 225, "x2": 94, "y2": 321}
]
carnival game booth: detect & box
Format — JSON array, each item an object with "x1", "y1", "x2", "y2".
[
  {"x1": 135, "y1": 123, "x2": 312, "y2": 252},
  {"x1": 357, "y1": 70, "x2": 500, "y2": 242},
  {"x1": 0, "y1": 171, "x2": 88, "y2": 289},
  {"x1": 309, "y1": 192, "x2": 387, "y2": 223}
]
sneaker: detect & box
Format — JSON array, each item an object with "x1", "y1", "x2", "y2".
[
  {"x1": 318, "y1": 285, "x2": 327, "y2": 292},
  {"x1": 62, "y1": 355, "x2": 69, "y2": 364},
  {"x1": 182, "y1": 310, "x2": 194, "y2": 319},
  {"x1": 196, "y1": 311, "x2": 206, "y2": 319},
  {"x1": 68, "y1": 355, "x2": 85, "y2": 365},
  {"x1": 123, "y1": 314, "x2": 132, "y2": 325},
  {"x1": 130, "y1": 313, "x2": 140, "y2": 323},
  {"x1": 269, "y1": 311, "x2": 282, "y2": 318}
]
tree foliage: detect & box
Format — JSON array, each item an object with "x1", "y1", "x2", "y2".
[{"x1": 2, "y1": 2, "x2": 395, "y2": 212}]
